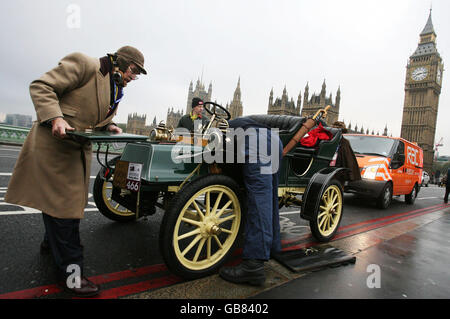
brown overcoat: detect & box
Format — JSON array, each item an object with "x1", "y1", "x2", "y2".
[{"x1": 5, "y1": 52, "x2": 118, "y2": 219}]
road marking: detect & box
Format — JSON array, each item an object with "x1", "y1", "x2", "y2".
[
  {"x1": 279, "y1": 210, "x2": 299, "y2": 216},
  {"x1": 0, "y1": 207, "x2": 99, "y2": 216},
  {"x1": 0, "y1": 172, "x2": 97, "y2": 178},
  {"x1": 0, "y1": 147, "x2": 21, "y2": 151}
]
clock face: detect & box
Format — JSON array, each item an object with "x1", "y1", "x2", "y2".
[
  {"x1": 411, "y1": 67, "x2": 428, "y2": 81},
  {"x1": 437, "y1": 69, "x2": 442, "y2": 84}
]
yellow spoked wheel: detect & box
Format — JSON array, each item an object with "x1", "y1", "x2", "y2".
[
  {"x1": 160, "y1": 175, "x2": 244, "y2": 279},
  {"x1": 309, "y1": 180, "x2": 343, "y2": 242},
  {"x1": 101, "y1": 179, "x2": 135, "y2": 217},
  {"x1": 93, "y1": 156, "x2": 136, "y2": 222}
]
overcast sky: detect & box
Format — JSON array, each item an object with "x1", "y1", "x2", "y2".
[{"x1": 1, "y1": 0, "x2": 449, "y2": 154}]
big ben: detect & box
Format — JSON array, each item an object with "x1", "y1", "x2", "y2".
[{"x1": 401, "y1": 10, "x2": 444, "y2": 173}]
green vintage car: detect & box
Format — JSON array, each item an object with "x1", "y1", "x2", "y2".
[{"x1": 84, "y1": 102, "x2": 348, "y2": 279}]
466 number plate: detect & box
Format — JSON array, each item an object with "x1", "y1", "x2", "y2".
[{"x1": 113, "y1": 160, "x2": 143, "y2": 192}]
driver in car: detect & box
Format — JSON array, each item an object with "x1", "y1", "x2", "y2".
[{"x1": 177, "y1": 97, "x2": 209, "y2": 133}]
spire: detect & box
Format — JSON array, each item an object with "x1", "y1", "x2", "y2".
[
  {"x1": 233, "y1": 77, "x2": 241, "y2": 101},
  {"x1": 413, "y1": 9, "x2": 438, "y2": 56},
  {"x1": 268, "y1": 87, "x2": 273, "y2": 109},
  {"x1": 335, "y1": 85, "x2": 341, "y2": 108},
  {"x1": 321, "y1": 79, "x2": 326, "y2": 98},
  {"x1": 420, "y1": 8, "x2": 435, "y2": 36}
]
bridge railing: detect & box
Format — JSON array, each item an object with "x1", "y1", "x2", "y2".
[{"x1": 0, "y1": 124, "x2": 125, "y2": 153}]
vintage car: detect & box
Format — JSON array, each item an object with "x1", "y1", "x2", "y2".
[{"x1": 77, "y1": 102, "x2": 348, "y2": 280}]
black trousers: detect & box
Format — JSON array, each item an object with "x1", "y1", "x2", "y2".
[
  {"x1": 42, "y1": 213, "x2": 83, "y2": 280},
  {"x1": 445, "y1": 186, "x2": 450, "y2": 203}
]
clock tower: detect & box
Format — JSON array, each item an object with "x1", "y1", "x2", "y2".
[{"x1": 400, "y1": 10, "x2": 444, "y2": 173}]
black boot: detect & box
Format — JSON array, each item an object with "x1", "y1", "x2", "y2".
[{"x1": 219, "y1": 259, "x2": 266, "y2": 286}]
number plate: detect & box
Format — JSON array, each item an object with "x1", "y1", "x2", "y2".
[{"x1": 113, "y1": 161, "x2": 143, "y2": 192}]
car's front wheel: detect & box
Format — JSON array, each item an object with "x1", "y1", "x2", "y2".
[{"x1": 159, "y1": 174, "x2": 244, "y2": 280}]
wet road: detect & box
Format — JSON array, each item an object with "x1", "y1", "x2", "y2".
[{"x1": 0, "y1": 144, "x2": 448, "y2": 298}]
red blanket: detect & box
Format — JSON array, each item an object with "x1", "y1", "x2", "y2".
[{"x1": 300, "y1": 123, "x2": 333, "y2": 147}]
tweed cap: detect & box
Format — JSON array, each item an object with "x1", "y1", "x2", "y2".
[{"x1": 116, "y1": 46, "x2": 147, "y2": 74}]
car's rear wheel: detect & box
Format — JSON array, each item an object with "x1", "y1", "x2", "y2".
[
  {"x1": 309, "y1": 179, "x2": 343, "y2": 242},
  {"x1": 159, "y1": 174, "x2": 244, "y2": 280},
  {"x1": 93, "y1": 156, "x2": 136, "y2": 222}
]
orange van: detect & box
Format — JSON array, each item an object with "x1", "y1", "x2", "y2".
[{"x1": 343, "y1": 134, "x2": 423, "y2": 209}]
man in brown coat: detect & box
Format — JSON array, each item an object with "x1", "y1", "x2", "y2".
[{"x1": 5, "y1": 46, "x2": 147, "y2": 297}]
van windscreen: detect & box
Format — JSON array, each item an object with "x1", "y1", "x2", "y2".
[{"x1": 345, "y1": 135, "x2": 395, "y2": 157}]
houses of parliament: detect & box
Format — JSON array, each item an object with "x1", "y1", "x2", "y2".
[
  {"x1": 127, "y1": 77, "x2": 389, "y2": 136},
  {"x1": 126, "y1": 10, "x2": 443, "y2": 173}
]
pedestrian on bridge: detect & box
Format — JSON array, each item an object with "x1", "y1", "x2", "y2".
[
  {"x1": 444, "y1": 168, "x2": 450, "y2": 204},
  {"x1": 5, "y1": 46, "x2": 147, "y2": 297}
]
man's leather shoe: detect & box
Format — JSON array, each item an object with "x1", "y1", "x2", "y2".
[
  {"x1": 61, "y1": 277, "x2": 100, "y2": 297},
  {"x1": 219, "y1": 259, "x2": 266, "y2": 286}
]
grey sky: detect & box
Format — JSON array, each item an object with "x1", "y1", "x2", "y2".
[{"x1": 1, "y1": 0, "x2": 449, "y2": 154}]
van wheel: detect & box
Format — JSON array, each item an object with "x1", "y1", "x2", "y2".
[
  {"x1": 405, "y1": 184, "x2": 417, "y2": 205},
  {"x1": 376, "y1": 182, "x2": 392, "y2": 209}
]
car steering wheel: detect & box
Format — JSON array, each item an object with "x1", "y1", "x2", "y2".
[{"x1": 203, "y1": 102, "x2": 231, "y2": 120}]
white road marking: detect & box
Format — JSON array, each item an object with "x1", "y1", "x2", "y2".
[
  {"x1": 0, "y1": 172, "x2": 97, "y2": 178},
  {"x1": 279, "y1": 210, "x2": 300, "y2": 216},
  {"x1": 0, "y1": 203, "x2": 99, "y2": 216}
]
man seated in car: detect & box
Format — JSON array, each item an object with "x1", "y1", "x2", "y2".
[{"x1": 177, "y1": 97, "x2": 209, "y2": 133}]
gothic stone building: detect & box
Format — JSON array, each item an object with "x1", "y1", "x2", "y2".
[
  {"x1": 126, "y1": 113, "x2": 157, "y2": 136},
  {"x1": 267, "y1": 86, "x2": 301, "y2": 116},
  {"x1": 400, "y1": 10, "x2": 443, "y2": 173},
  {"x1": 301, "y1": 80, "x2": 341, "y2": 125},
  {"x1": 166, "y1": 107, "x2": 183, "y2": 129},
  {"x1": 267, "y1": 80, "x2": 341, "y2": 125}
]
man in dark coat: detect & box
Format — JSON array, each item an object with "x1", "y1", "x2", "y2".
[
  {"x1": 177, "y1": 97, "x2": 209, "y2": 132},
  {"x1": 219, "y1": 117, "x2": 283, "y2": 286}
]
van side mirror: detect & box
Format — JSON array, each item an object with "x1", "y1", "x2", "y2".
[{"x1": 391, "y1": 153, "x2": 405, "y2": 169}]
